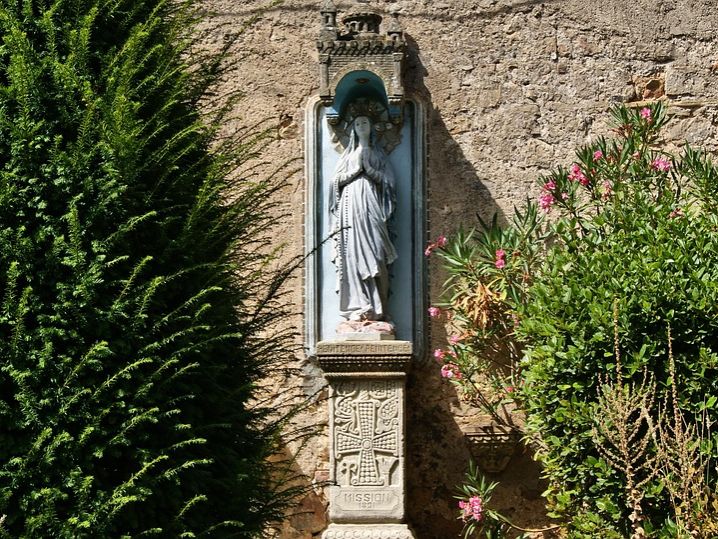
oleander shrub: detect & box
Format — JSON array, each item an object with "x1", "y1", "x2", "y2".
[
  {"x1": 518, "y1": 105, "x2": 718, "y2": 536},
  {"x1": 433, "y1": 103, "x2": 718, "y2": 536},
  {"x1": 0, "y1": 0, "x2": 299, "y2": 536}
]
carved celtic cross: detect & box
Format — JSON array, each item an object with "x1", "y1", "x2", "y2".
[{"x1": 336, "y1": 400, "x2": 398, "y2": 486}]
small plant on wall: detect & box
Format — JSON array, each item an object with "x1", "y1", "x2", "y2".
[
  {"x1": 431, "y1": 102, "x2": 718, "y2": 537},
  {"x1": 455, "y1": 461, "x2": 560, "y2": 539}
]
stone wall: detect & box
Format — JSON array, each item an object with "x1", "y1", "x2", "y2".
[{"x1": 200, "y1": 1, "x2": 718, "y2": 537}]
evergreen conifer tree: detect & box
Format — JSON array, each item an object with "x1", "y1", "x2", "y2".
[{"x1": 0, "y1": 0, "x2": 296, "y2": 536}]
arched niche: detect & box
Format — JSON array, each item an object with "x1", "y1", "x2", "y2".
[{"x1": 324, "y1": 70, "x2": 403, "y2": 126}]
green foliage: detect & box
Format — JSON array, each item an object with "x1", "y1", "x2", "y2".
[
  {"x1": 517, "y1": 103, "x2": 718, "y2": 533},
  {"x1": 0, "y1": 0, "x2": 299, "y2": 536},
  {"x1": 455, "y1": 462, "x2": 504, "y2": 539},
  {"x1": 434, "y1": 207, "x2": 547, "y2": 427},
  {"x1": 436, "y1": 102, "x2": 718, "y2": 535}
]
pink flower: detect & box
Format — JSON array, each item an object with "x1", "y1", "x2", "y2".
[
  {"x1": 495, "y1": 248, "x2": 507, "y2": 269},
  {"x1": 449, "y1": 334, "x2": 462, "y2": 345},
  {"x1": 593, "y1": 150, "x2": 604, "y2": 160},
  {"x1": 543, "y1": 180, "x2": 556, "y2": 191},
  {"x1": 568, "y1": 163, "x2": 589, "y2": 186},
  {"x1": 428, "y1": 306, "x2": 442, "y2": 318},
  {"x1": 640, "y1": 107, "x2": 652, "y2": 120},
  {"x1": 433, "y1": 348, "x2": 446, "y2": 362},
  {"x1": 505, "y1": 385, "x2": 515, "y2": 393},
  {"x1": 651, "y1": 157, "x2": 671, "y2": 172},
  {"x1": 459, "y1": 496, "x2": 483, "y2": 521},
  {"x1": 539, "y1": 192, "x2": 554, "y2": 212},
  {"x1": 425, "y1": 236, "x2": 448, "y2": 256},
  {"x1": 561, "y1": 192, "x2": 569, "y2": 200},
  {"x1": 441, "y1": 363, "x2": 462, "y2": 380}
]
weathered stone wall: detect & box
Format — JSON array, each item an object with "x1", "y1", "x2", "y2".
[{"x1": 201, "y1": 1, "x2": 718, "y2": 537}]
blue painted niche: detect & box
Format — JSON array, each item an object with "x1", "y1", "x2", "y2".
[
  {"x1": 324, "y1": 70, "x2": 403, "y2": 124},
  {"x1": 305, "y1": 94, "x2": 425, "y2": 353}
]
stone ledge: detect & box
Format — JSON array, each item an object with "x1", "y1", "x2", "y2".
[
  {"x1": 325, "y1": 371, "x2": 406, "y2": 379},
  {"x1": 319, "y1": 356, "x2": 411, "y2": 374},
  {"x1": 317, "y1": 341, "x2": 413, "y2": 374},
  {"x1": 322, "y1": 524, "x2": 416, "y2": 539},
  {"x1": 317, "y1": 340, "x2": 413, "y2": 356}
]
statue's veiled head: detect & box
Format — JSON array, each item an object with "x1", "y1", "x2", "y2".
[
  {"x1": 331, "y1": 98, "x2": 401, "y2": 154},
  {"x1": 352, "y1": 116, "x2": 372, "y2": 144}
]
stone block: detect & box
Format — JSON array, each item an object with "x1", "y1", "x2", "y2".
[
  {"x1": 322, "y1": 523, "x2": 416, "y2": 539},
  {"x1": 665, "y1": 65, "x2": 713, "y2": 98},
  {"x1": 328, "y1": 378, "x2": 406, "y2": 523},
  {"x1": 289, "y1": 493, "x2": 329, "y2": 534}
]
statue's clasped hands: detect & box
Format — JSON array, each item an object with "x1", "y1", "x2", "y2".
[
  {"x1": 358, "y1": 149, "x2": 379, "y2": 183},
  {"x1": 342, "y1": 150, "x2": 377, "y2": 184}
]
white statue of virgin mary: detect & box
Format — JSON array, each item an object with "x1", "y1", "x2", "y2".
[{"x1": 330, "y1": 115, "x2": 397, "y2": 326}]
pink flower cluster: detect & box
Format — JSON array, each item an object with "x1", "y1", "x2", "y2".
[
  {"x1": 425, "y1": 235, "x2": 448, "y2": 257},
  {"x1": 640, "y1": 107, "x2": 652, "y2": 120},
  {"x1": 441, "y1": 363, "x2": 462, "y2": 379},
  {"x1": 436, "y1": 346, "x2": 461, "y2": 379},
  {"x1": 428, "y1": 306, "x2": 442, "y2": 318},
  {"x1": 593, "y1": 150, "x2": 604, "y2": 160},
  {"x1": 459, "y1": 496, "x2": 483, "y2": 522},
  {"x1": 651, "y1": 157, "x2": 671, "y2": 172},
  {"x1": 539, "y1": 179, "x2": 557, "y2": 212},
  {"x1": 434, "y1": 347, "x2": 458, "y2": 362},
  {"x1": 569, "y1": 163, "x2": 589, "y2": 186},
  {"x1": 494, "y1": 249, "x2": 506, "y2": 269},
  {"x1": 539, "y1": 192, "x2": 554, "y2": 212}
]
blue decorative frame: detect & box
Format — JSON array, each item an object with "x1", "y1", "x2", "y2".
[{"x1": 304, "y1": 89, "x2": 426, "y2": 358}]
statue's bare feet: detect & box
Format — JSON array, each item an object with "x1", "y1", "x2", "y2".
[{"x1": 336, "y1": 319, "x2": 395, "y2": 339}]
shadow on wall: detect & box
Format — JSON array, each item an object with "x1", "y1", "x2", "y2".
[
  {"x1": 403, "y1": 34, "x2": 553, "y2": 539},
  {"x1": 404, "y1": 33, "x2": 508, "y2": 232},
  {"x1": 274, "y1": 408, "x2": 331, "y2": 539}
]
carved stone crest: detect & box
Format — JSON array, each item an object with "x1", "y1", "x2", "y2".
[{"x1": 316, "y1": 2, "x2": 406, "y2": 126}]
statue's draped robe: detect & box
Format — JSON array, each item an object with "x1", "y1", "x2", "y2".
[{"x1": 330, "y1": 138, "x2": 397, "y2": 321}]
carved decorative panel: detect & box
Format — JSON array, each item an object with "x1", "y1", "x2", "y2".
[
  {"x1": 334, "y1": 380, "x2": 400, "y2": 488},
  {"x1": 323, "y1": 523, "x2": 416, "y2": 539},
  {"x1": 328, "y1": 378, "x2": 405, "y2": 523}
]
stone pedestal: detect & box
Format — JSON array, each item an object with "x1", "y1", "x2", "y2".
[
  {"x1": 318, "y1": 341, "x2": 416, "y2": 539},
  {"x1": 322, "y1": 523, "x2": 415, "y2": 539}
]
